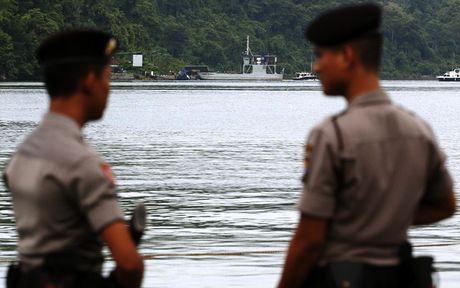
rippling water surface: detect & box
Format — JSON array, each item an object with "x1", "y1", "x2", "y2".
[{"x1": 0, "y1": 80, "x2": 459, "y2": 287}]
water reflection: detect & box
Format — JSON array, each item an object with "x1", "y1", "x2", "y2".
[{"x1": 0, "y1": 81, "x2": 459, "y2": 287}]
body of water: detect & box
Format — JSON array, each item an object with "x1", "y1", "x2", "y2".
[{"x1": 0, "y1": 80, "x2": 459, "y2": 287}]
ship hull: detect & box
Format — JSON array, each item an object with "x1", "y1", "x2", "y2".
[
  {"x1": 437, "y1": 77, "x2": 460, "y2": 81},
  {"x1": 293, "y1": 76, "x2": 317, "y2": 80},
  {"x1": 198, "y1": 72, "x2": 283, "y2": 81},
  {"x1": 436, "y1": 68, "x2": 460, "y2": 81}
]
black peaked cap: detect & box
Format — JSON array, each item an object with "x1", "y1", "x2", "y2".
[
  {"x1": 305, "y1": 3, "x2": 382, "y2": 46},
  {"x1": 37, "y1": 29, "x2": 118, "y2": 66}
]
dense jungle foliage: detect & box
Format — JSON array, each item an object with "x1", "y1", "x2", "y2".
[{"x1": 0, "y1": 0, "x2": 459, "y2": 80}]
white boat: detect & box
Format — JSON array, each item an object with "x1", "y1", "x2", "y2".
[
  {"x1": 198, "y1": 36, "x2": 283, "y2": 81},
  {"x1": 293, "y1": 72, "x2": 317, "y2": 80},
  {"x1": 436, "y1": 68, "x2": 460, "y2": 81}
]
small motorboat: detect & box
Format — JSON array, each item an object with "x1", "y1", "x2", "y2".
[{"x1": 293, "y1": 72, "x2": 317, "y2": 80}]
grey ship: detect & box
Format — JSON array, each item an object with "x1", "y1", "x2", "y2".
[{"x1": 198, "y1": 36, "x2": 283, "y2": 81}]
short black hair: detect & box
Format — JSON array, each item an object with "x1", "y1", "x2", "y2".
[
  {"x1": 36, "y1": 29, "x2": 117, "y2": 98},
  {"x1": 42, "y1": 63, "x2": 106, "y2": 98},
  {"x1": 348, "y1": 33, "x2": 383, "y2": 72}
]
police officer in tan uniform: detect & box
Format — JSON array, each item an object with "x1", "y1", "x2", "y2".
[
  {"x1": 3, "y1": 30, "x2": 143, "y2": 288},
  {"x1": 278, "y1": 4, "x2": 456, "y2": 288}
]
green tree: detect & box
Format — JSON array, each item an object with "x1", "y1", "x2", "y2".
[
  {"x1": 0, "y1": 30, "x2": 16, "y2": 79},
  {"x1": 1, "y1": 0, "x2": 460, "y2": 80}
]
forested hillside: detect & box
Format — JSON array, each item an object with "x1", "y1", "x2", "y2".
[{"x1": 1, "y1": 0, "x2": 459, "y2": 80}]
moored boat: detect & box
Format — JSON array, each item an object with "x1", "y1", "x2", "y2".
[
  {"x1": 198, "y1": 36, "x2": 283, "y2": 81},
  {"x1": 293, "y1": 72, "x2": 317, "y2": 80},
  {"x1": 176, "y1": 65, "x2": 209, "y2": 80},
  {"x1": 436, "y1": 68, "x2": 460, "y2": 81}
]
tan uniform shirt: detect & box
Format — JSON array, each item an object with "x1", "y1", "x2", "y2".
[
  {"x1": 298, "y1": 90, "x2": 453, "y2": 265},
  {"x1": 4, "y1": 112, "x2": 124, "y2": 272}
]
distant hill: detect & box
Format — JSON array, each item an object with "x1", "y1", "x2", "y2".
[{"x1": 1, "y1": 0, "x2": 459, "y2": 80}]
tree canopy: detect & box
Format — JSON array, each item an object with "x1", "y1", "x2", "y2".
[{"x1": 0, "y1": 0, "x2": 459, "y2": 80}]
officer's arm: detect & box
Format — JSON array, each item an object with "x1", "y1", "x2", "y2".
[
  {"x1": 413, "y1": 192, "x2": 456, "y2": 225},
  {"x1": 278, "y1": 213, "x2": 327, "y2": 288},
  {"x1": 413, "y1": 142, "x2": 456, "y2": 225},
  {"x1": 102, "y1": 220, "x2": 144, "y2": 288}
]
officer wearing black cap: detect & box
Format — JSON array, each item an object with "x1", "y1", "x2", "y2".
[
  {"x1": 3, "y1": 30, "x2": 143, "y2": 288},
  {"x1": 278, "y1": 3, "x2": 456, "y2": 288}
]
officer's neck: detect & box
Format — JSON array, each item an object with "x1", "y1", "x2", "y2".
[
  {"x1": 344, "y1": 69, "x2": 381, "y2": 103},
  {"x1": 49, "y1": 92, "x2": 87, "y2": 127}
]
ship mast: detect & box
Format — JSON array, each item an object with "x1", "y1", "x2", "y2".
[
  {"x1": 246, "y1": 35, "x2": 249, "y2": 55},
  {"x1": 246, "y1": 35, "x2": 253, "y2": 56}
]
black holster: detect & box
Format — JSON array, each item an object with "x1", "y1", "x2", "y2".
[
  {"x1": 398, "y1": 241, "x2": 436, "y2": 288},
  {"x1": 6, "y1": 263, "x2": 21, "y2": 288}
]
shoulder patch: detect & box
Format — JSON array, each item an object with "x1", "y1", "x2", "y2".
[
  {"x1": 100, "y1": 163, "x2": 115, "y2": 187},
  {"x1": 302, "y1": 143, "x2": 314, "y2": 183},
  {"x1": 304, "y1": 143, "x2": 314, "y2": 170}
]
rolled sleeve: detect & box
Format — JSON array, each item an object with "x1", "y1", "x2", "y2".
[
  {"x1": 73, "y1": 157, "x2": 124, "y2": 233},
  {"x1": 298, "y1": 128, "x2": 338, "y2": 218}
]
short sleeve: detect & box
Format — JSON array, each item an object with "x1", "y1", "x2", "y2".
[
  {"x1": 73, "y1": 157, "x2": 124, "y2": 233},
  {"x1": 298, "y1": 128, "x2": 338, "y2": 218},
  {"x1": 422, "y1": 139, "x2": 454, "y2": 202}
]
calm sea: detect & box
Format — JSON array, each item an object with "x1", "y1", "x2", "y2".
[{"x1": 0, "y1": 80, "x2": 459, "y2": 287}]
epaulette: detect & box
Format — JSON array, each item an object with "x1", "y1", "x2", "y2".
[
  {"x1": 394, "y1": 104, "x2": 416, "y2": 116},
  {"x1": 330, "y1": 110, "x2": 347, "y2": 153}
]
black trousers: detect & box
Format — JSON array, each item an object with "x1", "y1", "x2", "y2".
[
  {"x1": 306, "y1": 264, "x2": 400, "y2": 288},
  {"x1": 7, "y1": 264, "x2": 112, "y2": 288}
]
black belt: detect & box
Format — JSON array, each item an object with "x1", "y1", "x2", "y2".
[
  {"x1": 7, "y1": 263, "x2": 108, "y2": 288},
  {"x1": 307, "y1": 262, "x2": 400, "y2": 288}
]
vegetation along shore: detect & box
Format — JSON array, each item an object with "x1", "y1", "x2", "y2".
[{"x1": 0, "y1": 0, "x2": 459, "y2": 81}]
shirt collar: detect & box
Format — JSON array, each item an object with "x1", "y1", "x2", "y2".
[
  {"x1": 348, "y1": 90, "x2": 391, "y2": 109},
  {"x1": 41, "y1": 112, "x2": 82, "y2": 141}
]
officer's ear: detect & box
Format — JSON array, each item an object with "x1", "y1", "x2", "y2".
[
  {"x1": 80, "y1": 70, "x2": 97, "y2": 97},
  {"x1": 339, "y1": 44, "x2": 357, "y2": 70}
]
